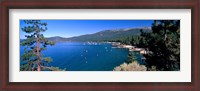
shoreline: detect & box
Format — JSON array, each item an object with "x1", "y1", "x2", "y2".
[
  {"x1": 109, "y1": 42, "x2": 147, "y2": 65},
  {"x1": 110, "y1": 42, "x2": 147, "y2": 55}
]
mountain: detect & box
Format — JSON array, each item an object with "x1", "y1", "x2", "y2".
[
  {"x1": 47, "y1": 36, "x2": 68, "y2": 42},
  {"x1": 47, "y1": 27, "x2": 152, "y2": 42}
]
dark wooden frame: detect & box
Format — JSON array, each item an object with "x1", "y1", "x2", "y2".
[{"x1": 0, "y1": 0, "x2": 199, "y2": 91}]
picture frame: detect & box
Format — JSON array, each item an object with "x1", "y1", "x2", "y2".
[{"x1": 0, "y1": 0, "x2": 199, "y2": 91}]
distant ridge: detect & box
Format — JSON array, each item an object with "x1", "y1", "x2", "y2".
[
  {"x1": 46, "y1": 27, "x2": 152, "y2": 42},
  {"x1": 47, "y1": 36, "x2": 68, "y2": 42}
]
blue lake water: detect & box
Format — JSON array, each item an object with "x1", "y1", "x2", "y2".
[{"x1": 20, "y1": 42, "x2": 143, "y2": 71}]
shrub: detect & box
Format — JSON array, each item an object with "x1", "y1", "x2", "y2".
[{"x1": 113, "y1": 61, "x2": 147, "y2": 71}]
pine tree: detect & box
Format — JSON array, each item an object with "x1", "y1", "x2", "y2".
[
  {"x1": 141, "y1": 20, "x2": 180, "y2": 71},
  {"x1": 126, "y1": 52, "x2": 137, "y2": 63},
  {"x1": 20, "y1": 20, "x2": 56, "y2": 71}
]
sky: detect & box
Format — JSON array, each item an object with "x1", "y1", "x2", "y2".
[{"x1": 20, "y1": 20, "x2": 154, "y2": 39}]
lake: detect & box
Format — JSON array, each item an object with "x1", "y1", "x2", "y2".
[{"x1": 20, "y1": 42, "x2": 143, "y2": 71}]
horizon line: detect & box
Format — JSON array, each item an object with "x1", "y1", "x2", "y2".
[{"x1": 20, "y1": 27, "x2": 152, "y2": 39}]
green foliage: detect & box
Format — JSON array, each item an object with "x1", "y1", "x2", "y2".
[
  {"x1": 139, "y1": 20, "x2": 180, "y2": 71},
  {"x1": 39, "y1": 66, "x2": 66, "y2": 71},
  {"x1": 21, "y1": 50, "x2": 37, "y2": 61},
  {"x1": 126, "y1": 52, "x2": 137, "y2": 63},
  {"x1": 112, "y1": 20, "x2": 180, "y2": 71},
  {"x1": 20, "y1": 20, "x2": 55, "y2": 71},
  {"x1": 49, "y1": 66, "x2": 66, "y2": 71},
  {"x1": 43, "y1": 57, "x2": 52, "y2": 63}
]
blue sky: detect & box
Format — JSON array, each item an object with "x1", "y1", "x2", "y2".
[{"x1": 20, "y1": 20, "x2": 154, "y2": 39}]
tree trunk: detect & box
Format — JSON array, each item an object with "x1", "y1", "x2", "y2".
[
  {"x1": 164, "y1": 21, "x2": 167, "y2": 41},
  {"x1": 36, "y1": 27, "x2": 41, "y2": 71}
]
